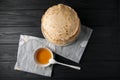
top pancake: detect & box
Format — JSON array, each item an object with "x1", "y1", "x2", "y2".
[{"x1": 41, "y1": 4, "x2": 81, "y2": 46}]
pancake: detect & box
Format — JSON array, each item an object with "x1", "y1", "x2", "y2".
[{"x1": 41, "y1": 4, "x2": 81, "y2": 46}]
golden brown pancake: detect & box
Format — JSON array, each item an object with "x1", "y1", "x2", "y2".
[{"x1": 41, "y1": 4, "x2": 81, "y2": 46}]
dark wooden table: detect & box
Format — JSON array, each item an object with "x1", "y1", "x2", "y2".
[{"x1": 0, "y1": 0, "x2": 120, "y2": 80}]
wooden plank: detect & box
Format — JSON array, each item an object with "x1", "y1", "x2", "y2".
[
  {"x1": 53, "y1": 62, "x2": 120, "y2": 78},
  {"x1": 0, "y1": 0, "x2": 51, "y2": 10},
  {"x1": 0, "y1": 62, "x2": 51, "y2": 80},
  {"x1": 0, "y1": 61, "x2": 120, "y2": 79},
  {"x1": 0, "y1": 10, "x2": 45, "y2": 27},
  {"x1": 49, "y1": 0, "x2": 116, "y2": 10},
  {"x1": 0, "y1": 45, "x2": 17, "y2": 62},
  {"x1": 0, "y1": 0, "x2": 117, "y2": 13},
  {"x1": 0, "y1": 10, "x2": 117, "y2": 27},
  {"x1": 79, "y1": 10, "x2": 117, "y2": 26},
  {"x1": 0, "y1": 27, "x2": 44, "y2": 44}
]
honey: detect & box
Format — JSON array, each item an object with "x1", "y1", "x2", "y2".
[{"x1": 35, "y1": 48, "x2": 52, "y2": 64}]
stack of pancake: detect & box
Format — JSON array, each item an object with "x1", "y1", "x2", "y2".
[{"x1": 41, "y1": 4, "x2": 81, "y2": 46}]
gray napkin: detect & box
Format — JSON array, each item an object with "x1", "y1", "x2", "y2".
[
  {"x1": 14, "y1": 35, "x2": 54, "y2": 77},
  {"x1": 14, "y1": 25, "x2": 92, "y2": 76}
]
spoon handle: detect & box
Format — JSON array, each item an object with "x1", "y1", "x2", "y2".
[{"x1": 55, "y1": 61, "x2": 81, "y2": 70}]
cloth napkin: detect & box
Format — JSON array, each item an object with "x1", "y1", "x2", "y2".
[
  {"x1": 14, "y1": 35, "x2": 53, "y2": 77},
  {"x1": 14, "y1": 25, "x2": 93, "y2": 77}
]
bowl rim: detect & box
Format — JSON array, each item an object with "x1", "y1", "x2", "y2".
[{"x1": 34, "y1": 47, "x2": 53, "y2": 67}]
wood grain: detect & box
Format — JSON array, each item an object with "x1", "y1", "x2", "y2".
[
  {"x1": 0, "y1": 61, "x2": 120, "y2": 79},
  {"x1": 0, "y1": 27, "x2": 43, "y2": 44},
  {"x1": 0, "y1": 0, "x2": 120, "y2": 80}
]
